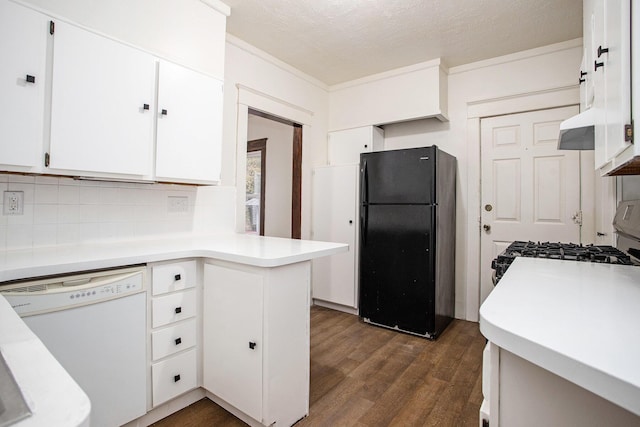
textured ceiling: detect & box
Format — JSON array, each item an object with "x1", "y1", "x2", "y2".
[{"x1": 224, "y1": 0, "x2": 582, "y2": 85}]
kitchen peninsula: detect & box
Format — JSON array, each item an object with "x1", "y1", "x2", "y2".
[{"x1": 0, "y1": 233, "x2": 347, "y2": 427}]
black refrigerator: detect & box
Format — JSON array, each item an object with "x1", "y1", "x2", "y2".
[{"x1": 358, "y1": 146, "x2": 456, "y2": 339}]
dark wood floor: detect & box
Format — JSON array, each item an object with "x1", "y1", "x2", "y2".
[{"x1": 152, "y1": 306, "x2": 485, "y2": 427}]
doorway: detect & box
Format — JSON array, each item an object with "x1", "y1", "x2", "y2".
[
  {"x1": 245, "y1": 138, "x2": 266, "y2": 235},
  {"x1": 246, "y1": 109, "x2": 302, "y2": 239}
]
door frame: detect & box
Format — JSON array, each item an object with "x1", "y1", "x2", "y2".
[
  {"x1": 235, "y1": 85, "x2": 313, "y2": 238},
  {"x1": 465, "y1": 85, "x2": 583, "y2": 321}
]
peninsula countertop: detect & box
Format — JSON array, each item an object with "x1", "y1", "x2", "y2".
[
  {"x1": 0, "y1": 233, "x2": 349, "y2": 282},
  {"x1": 479, "y1": 257, "x2": 640, "y2": 416},
  {"x1": 0, "y1": 233, "x2": 347, "y2": 425}
]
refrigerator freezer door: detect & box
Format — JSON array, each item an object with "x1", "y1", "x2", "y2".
[
  {"x1": 361, "y1": 147, "x2": 436, "y2": 205},
  {"x1": 359, "y1": 204, "x2": 436, "y2": 335}
]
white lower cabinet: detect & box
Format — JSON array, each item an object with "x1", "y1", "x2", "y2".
[
  {"x1": 150, "y1": 260, "x2": 199, "y2": 408},
  {"x1": 151, "y1": 348, "x2": 198, "y2": 407},
  {"x1": 203, "y1": 261, "x2": 311, "y2": 427},
  {"x1": 204, "y1": 265, "x2": 264, "y2": 420}
]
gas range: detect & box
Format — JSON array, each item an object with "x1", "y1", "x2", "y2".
[
  {"x1": 491, "y1": 241, "x2": 634, "y2": 284},
  {"x1": 492, "y1": 200, "x2": 640, "y2": 284}
]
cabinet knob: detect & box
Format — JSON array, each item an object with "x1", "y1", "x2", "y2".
[
  {"x1": 175, "y1": 306, "x2": 182, "y2": 314},
  {"x1": 174, "y1": 374, "x2": 181, "y2": 382},
  {"x1": 175, "y1": 337, "x2": 182, "y2": 345},
  {"x1": 579, "y1": 70, "x2": 586, "y2": 84},
  {"x1": 25, "y1": 75, "x2": 35, "y2": 84},
  {"x1": 174, "y1": 273, "x2": 181, "y2": 281},
  {"x1": 142, "y1": 103, "x2": 149, "y2": 110},
  {"x1": 594, "y1": 60, "x2": 604, "y2": 71},
  {"x1": 597, "y1": 45, "x2": 609, "y2": 58},
  {"x1": 349, "y1": 220, "x2": 353, "y2": 224},
  {"x1": 364, "y1": 144, "x2": 368, "y2": 148},
  {"x1": 161, "y1": 109, "x2": 168, "y2": 116},
  {"x1": 249, "y1": 341, "x2": 256, "y2": 350}
]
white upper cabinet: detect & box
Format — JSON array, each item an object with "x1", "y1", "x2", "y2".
[
  {"x1": 589, "y1": 0, "x2": 638, "y2": 175},
  {"x1": 155, "y1": 60, "x2": 223, "y2": 184},
  {"x1": 48, "y1": 20, "x2": 156, "y2": 177},
  {"x1": 0, "y1": 1, "x2": 47, "y2": 172},
  {"x1": 328, "y1": 126, "x2": 384, "y2": 165},
  {"x1": 0, "y1": 1, "x2": 226, "y2": 184}
]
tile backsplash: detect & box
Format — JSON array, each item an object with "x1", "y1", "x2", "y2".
[{"x1": 0, "y1": 174, "x2": 236, "y2": 250}]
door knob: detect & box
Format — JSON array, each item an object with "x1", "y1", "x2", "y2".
[
  {"x1": 483, "y1": 224, "x2": 491, "y2": 232},
  {"x1": 484, "y1": 204, "x2": 493, "y2": 212}
]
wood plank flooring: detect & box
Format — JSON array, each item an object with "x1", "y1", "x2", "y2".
[{"x1": 151, "y1": 306, "x2": 485, "y2": 427}]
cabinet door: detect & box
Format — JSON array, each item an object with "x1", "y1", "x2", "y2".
[
  {"x1": 312, "y1": 165, "x2": 358, "y2": 307},
  {"x1": 593, "y1": 0, "x2": 632, "y2": 171},
  {"x1": 203, "y1": 264, "x2": 263, "y2": 421},
  {"x1": 328, "y1": 126, "x2": 384, "y2": 165},
  {"x1": 602, "y1": 0, "x2": 632, "y2": 163},
  {"x1": 155, "y1": 60, "x2": 223, "y2": 183},
  {"x1": 0, "y1": 1, "x2": 47, "y2": 172},
  {"x1": 49, "y1": 21, "x2": 155, "y2": 176}
]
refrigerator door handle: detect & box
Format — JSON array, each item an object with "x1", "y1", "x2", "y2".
[{"x1": 360, "y1": 160, "x2": 368, "y2": 245}]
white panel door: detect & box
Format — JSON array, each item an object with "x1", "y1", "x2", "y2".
[
  {"x1": 203, "y1": 264, "x2": 263, "y2": 421},
  {"x1": 0, "y1": 1, "x2": 48, "y2": 171},
  {"x1": 155, "y1": 60, "x2": 223, "y2": 183},
  {"x1": 311, "y1": 165, "x2": 358, "y2": 308},
  {"x1": 49, "y1": 21, "x2": 155, "y2": 176},
  {"x1": 480, "y1": 106, "x2": 583, "y2": 303}
]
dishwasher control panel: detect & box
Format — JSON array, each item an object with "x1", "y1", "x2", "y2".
[{"x1": 0, "y1": 268, "x2": 145, "y2": 317}]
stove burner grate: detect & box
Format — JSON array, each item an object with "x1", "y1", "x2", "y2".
[{"x1": 491, "y1": 241, "x2": 633, "y2": 284}]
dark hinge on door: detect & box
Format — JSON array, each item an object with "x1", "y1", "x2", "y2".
[
  {"x1": 49, "y1": 21, "x2": 55, "y2": 35},
  {"x1": 44, "y1": 152, "x2": 50, "y2": 167},
  {"x1": 625, "y1": 123, "x2": 634, "y2": 143}
]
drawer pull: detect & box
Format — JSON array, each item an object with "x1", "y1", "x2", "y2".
[
  {"x1": 26, "y1": 75, "x2": 36, "y2": 84},
  {"x1": 161, "y1": 109, "x2": 168, "y2": 116},
  {"x1": 142, "y1": 103, "x2": 149, "y2": 110},
  {"x1": 174, "y1": 273, "x2": 181, "y2": 281},
  {"x1": 174, "y1": 374, "x2": 181, "y2": 382},
  {"x1": 175, "y1": 337, "x2": 182, "y2": 345},
  {"x1": 175, "y1": 307, "x2": 182, "y2": 314},
  {"x1": 249, "y1": 341, "x2": 256, "y2": 350}
]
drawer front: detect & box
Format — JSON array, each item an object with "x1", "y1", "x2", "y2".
[
  {"x1": 152, "y1": 288, "x2": 196, "y2": 328},
  {"x1": 152, "y1": 318, "x2": 197, "y2": 361},
  {"x1": 151, "y1": 348, "x2": 197, "y2": 407},
  {"x1": 152, "y1": 260, "x2": 197, "y2": 296}
]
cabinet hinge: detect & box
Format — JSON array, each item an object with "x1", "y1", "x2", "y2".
[
  {"x1": 572, "y1": 210, "x2": 583, "y2": 226},
  {"x1": 625, "y1": 123, "x2": 633, "y2": 143},
  {"x1": 49, "y1": 21, "x2": 55, "y2": 35},
  {"x1": 44, "y1": 152, "x2": 50, "y2": 167}
]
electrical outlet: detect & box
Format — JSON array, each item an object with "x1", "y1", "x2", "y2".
[
  {"x1": 3, "y1": 191, "x2": 24, "y2": 215},
  {"x1": 168, "y1": 196, "x2": 189, "y2": 213}
]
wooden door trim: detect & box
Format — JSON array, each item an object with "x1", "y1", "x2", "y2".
[
  {"x1": 247, "y1": 138, "x2": 267, "y2": 236},
  {"x1": 291, "y1": 125, "x2": 302, "y2": 239}
]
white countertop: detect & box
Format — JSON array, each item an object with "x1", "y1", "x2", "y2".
[
  {"x1": 0, "y1": 233, "x2": 348, "y2": 282},
  {"x1": 0, "y1": 295, "x2": 90, "y2": 427},
  {"x1": 480, "y1": 257, "x2": 640, "y2": 416}
]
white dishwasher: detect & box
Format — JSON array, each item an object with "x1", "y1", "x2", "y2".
[{"x1": 0, "y1": 266, "x2": 147, "y2": 427}]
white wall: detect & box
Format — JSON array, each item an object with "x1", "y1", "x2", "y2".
[
  {"x1": 332, "y1": 39, "x2": 584, "y2": 320},
  {"x1": 247, "y1": 114, "x2": 293, "y2": 238},
  {"x1": 222, "y1": 36, "x2": 330, "y2": 239}
]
